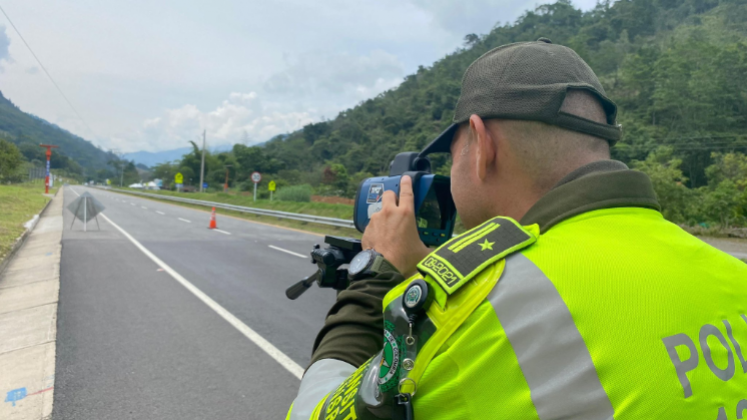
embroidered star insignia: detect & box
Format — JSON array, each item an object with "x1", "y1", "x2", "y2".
[{"x1": 479, "y1": 239, "x2": 495, "y2": 251}]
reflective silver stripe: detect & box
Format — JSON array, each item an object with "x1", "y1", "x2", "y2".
[
  {"x1": 289, "y1": 359, "x2": 357, "y2": 420},
  {"x1": 489, "y1": 254, "x2": 615, "y2": 420}
]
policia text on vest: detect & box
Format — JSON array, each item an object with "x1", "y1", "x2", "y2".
[{"x1": 664, "y1": 315, "x2": 747, "y2": 419}]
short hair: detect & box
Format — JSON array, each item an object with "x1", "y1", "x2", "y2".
[{"x1": 486, "y1": 90, "x2": 611, "y2": 192}]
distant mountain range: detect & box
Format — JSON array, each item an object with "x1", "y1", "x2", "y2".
[{"x1": 123, "y1": 144, "x2": 234, "y2": 167}]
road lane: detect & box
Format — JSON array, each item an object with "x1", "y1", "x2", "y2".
[
  {"x1": 55, "y1": 186, "x2": 339, "y2": 419},
  {"x1": 68, "y1": 186, "x2": 338, "y2": 359}
]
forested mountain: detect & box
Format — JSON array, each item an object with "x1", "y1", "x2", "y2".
[
  {"x1": 0, "y1": 91, "x2": 116, "y2": 177},
  {"x1": 156, "y1": 0, "x2": 747, "y2": 226},
  {"x1": 247, "y1": 0, "x2": 746, "y2": 188}
]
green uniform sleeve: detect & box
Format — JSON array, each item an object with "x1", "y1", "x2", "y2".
[{"x1": 309, "y1": 269, "x2": 405, "y2": 368}]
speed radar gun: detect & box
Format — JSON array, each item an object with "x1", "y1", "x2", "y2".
[{"x1": 285, "y1": 151, "x2": 457, "y2": 300}]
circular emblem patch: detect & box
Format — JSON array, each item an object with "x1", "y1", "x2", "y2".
[
  {"x1": 404, "y1": 285, "x2": 422, "y2": 309},
  {"x1": 379, "y1": 321, "x2": 400, "y2": 392}
]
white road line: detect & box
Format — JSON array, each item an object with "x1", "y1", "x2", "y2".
[
  {"x1": 178, "y1": 218, "x2": 191, "y2": 223},
  {"x1": 156, "y1": 211, "x2": 166, "y2": 215},
  {"x1": 141, "y1": 206, "x2": 148, "y2": 210},
  {"x1": 213, "y1": 229, "x2": 231, "y2": 235},
  {"x1": 269, "y1": 245, "x2": 307, "y2": 259},
  {"x1": 69, "y1": 187, "x2": 80, "y2": 197},
  {"x1": 130, "y1": 202, "x2": 136, "y2": 206},
  {"x1": 99, "y1": 212, "x2": 304, "y2": 380}
]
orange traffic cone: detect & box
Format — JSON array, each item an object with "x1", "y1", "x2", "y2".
[{"x1": 209, "y1": 207, "x2": 217, "y2": 229}]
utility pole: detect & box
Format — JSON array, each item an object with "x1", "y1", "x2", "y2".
[
  {"x1": 118, "y1": 153, "x2": 125, "y2": 187},
  {"x1": 111, "y1": 149, "x2": 125, "y2": 187},
  {"x1": 199, "y1": 130, "x2": 206, "y2": 193},
  {"x1": 39, "y1": 144, "x2": 59, "y2": 194}
]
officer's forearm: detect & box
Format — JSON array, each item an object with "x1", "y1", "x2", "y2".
[{"x1": 309, "y1": 270, "x2": 405, "y2": 368}]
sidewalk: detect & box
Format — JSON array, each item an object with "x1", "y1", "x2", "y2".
[{"x1": 0, "y1": 189, "x2": 63, "y2": 419}]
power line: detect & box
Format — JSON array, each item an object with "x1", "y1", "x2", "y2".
[{"x1": 0, "y1": 4, "x2": 97, "y2": 139}]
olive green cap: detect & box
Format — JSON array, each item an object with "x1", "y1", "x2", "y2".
[{"x1": 421, "y1": 38, "x2": 622, "y2": 156}]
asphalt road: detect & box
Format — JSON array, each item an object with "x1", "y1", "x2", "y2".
[{"x1": 54, "y1": 186, "x2": 336, "y2": 419}]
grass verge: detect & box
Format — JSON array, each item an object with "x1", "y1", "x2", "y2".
[{"x1": 0, "y1": 183, "x2": 57, "y2": 264}]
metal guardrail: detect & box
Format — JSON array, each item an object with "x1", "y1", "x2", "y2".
[{"x1": 102, "y1": 187, "x2": 357, "y2": 229}]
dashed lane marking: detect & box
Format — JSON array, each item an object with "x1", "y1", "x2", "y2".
[
  {"x1": 268, "y1": 245, "x2": 307, "y2": 259},
  {"x1": 178, "y1": 218, "x2": 191, "y2": 223},
  {"x1": 98, "y1": 213, "x2": 304, "y2": 380},
  {"x1": 141, "y1": 206, "x2": 148, "y2": 210},
  {"x1": 156, "y1": 211, "x2": 166, "y2": 215},
  {"x1": 213, "y1": 229, "x2": 231, "y2": 235}
]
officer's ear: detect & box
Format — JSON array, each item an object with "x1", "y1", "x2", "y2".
[{"x1": 468, "y1": 115, "x2": 496, "y2": 182}]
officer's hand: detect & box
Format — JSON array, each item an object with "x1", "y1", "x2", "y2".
[{"x1": 362, "y1": 175, "x2": 430, "y2": 277}]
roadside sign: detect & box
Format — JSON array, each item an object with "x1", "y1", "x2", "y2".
[
  {"x1": 268, "y1": 180, "x2": 276, "y2": 191},
  {"x1": 106, "y1": 179, "x2": 111, "y2": 185},
  {"x1": 251, "y1": 171, "x2": 262, "y2": 184},
  {"x1": 176, "y1": 183, "x2": 183, "y2": 189},
  {"x1": 203, "y1": 182, "x2": 208, "y2": 189},
  {"x1": 175, "y1": 172, "x2": 184, "y2": 184}
]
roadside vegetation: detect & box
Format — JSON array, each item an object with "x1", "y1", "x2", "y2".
[{"x1": 0, "y1": 183, "x2": 56, "y2": 264}]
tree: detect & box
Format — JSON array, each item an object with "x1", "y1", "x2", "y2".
[
  {"x1": 632, "y1": 147, "x2": 693, "y2": 223},
  {"x1": 122, "y1": 161, "x2": 140, "y2": 185},
  {"x1": 464, "y1": 34, "x2": 480, "y2": 46},
  {"x1": 0, "y1": 138, "x2": 24, "y2": 181}
]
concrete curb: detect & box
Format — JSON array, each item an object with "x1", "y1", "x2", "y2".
[
  {"x1": 0, "y1": 189, "x2": 58, "y2": 278},
  {"x1": 0, "y1": 189, "x2": 63, "y2": 420}
]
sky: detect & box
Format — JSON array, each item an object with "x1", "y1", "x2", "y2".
[{"x1": 0, "y1": 0, "x2": 600, "y2": 153}]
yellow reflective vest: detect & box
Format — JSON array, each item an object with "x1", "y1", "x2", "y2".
[{"x1": 290, "y1": 206, "x2": 747, "y2": 419}]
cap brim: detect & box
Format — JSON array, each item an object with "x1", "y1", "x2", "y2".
[{"x1": 419, "y1": 123, "x2": 458, "y2": 157}]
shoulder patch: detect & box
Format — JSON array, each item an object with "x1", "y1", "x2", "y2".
[{"x1": 417, "y1": 217, "x2": 537, "y2": 295}]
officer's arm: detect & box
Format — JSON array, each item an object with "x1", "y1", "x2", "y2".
[
  {"x1": 288, "y1": 270, "x2": 404, "y2": 419},
  {"x1": 310, "y1": 270, "x2": 404, "y2": 366}
]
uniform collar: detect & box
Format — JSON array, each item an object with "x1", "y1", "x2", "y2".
[{"x1": 520, "y1": 160, "x2": 661, "y2": 233}]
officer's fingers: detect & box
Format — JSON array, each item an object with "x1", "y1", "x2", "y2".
[
  {"x1": 399, "y1": 176, "x2": 415, "y2": 211},
  {"x1": 381, "y1": 190, "x2": 397, "y2": 209}
]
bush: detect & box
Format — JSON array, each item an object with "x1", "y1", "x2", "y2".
[{"x1": 276, "y1": 184, "x2": 312, "y2": 202}]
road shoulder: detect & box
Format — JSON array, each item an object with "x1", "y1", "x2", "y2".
[{"x1": 0, "y1": 189, "x2": 62, "y2": 419}]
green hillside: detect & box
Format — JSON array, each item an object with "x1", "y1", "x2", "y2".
[
  {"x1": 0, "y1": 91, "x2": 116, "y2": 178},
  {"x1": 250, "y1": 0, "x2": 747, "y2": 184},
  {"x1": 152, "y1": 0, "x2": 747, "y2": 228}
]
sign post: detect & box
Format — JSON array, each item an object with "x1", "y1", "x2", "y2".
[
  {"x1": 268, "y1": 180, "x2": 276, "y2": 201},
  {"x1": 39, "y1": 144, "x2": 59, "y2": 194},
  {"x1": 251, "y1": 171, "x2": 262, "y2": 202},
  {"x1": 175, "y1": 172, "x2": 184, "y2": 191}
]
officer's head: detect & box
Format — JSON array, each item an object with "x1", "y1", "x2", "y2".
[{"x1": 421, "y1": 38, "x2": 622, "y2": 229}]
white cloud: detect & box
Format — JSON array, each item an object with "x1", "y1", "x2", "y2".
[
  {"x1": 115, "y1": 50, "x2": 406, "y2": 152},
  {"x1": 264, "y1": 49, "x2": 405, "y2": 100},
  {"x1": 121, "y1": 91, "x2": 316, "y2": 152},
  {"x1": 407, "y1": 0, "x2": 541, "y2": 35},
  {"x1": 0, "y1": 0, "x2": 604, "y2": 154},
  {"x1": 0, "y1": 26, "x2": 10, "y2": 69},
  {"x1": 407, "y1": 0, "x2": 603, "y2": 36}
]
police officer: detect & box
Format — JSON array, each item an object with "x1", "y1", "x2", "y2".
[{"x1": 287, "y1": 38, "x2": 747, "y2": 419}]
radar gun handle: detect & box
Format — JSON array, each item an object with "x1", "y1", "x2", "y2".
[{"x1": 286, "y1": 271, "x2": 321, "y2": 300}]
